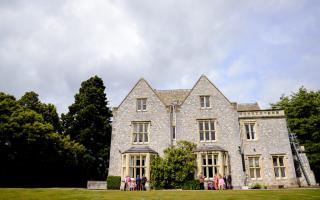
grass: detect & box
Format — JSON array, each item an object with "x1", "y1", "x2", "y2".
[{"x1": 0, "y1": 188, "x2": 319, "y2": 200}]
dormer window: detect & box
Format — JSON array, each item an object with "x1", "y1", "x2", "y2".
[
  {"x1": 200, "y1": 96, "x2": 210, "y2": 108},
  {"x1": 137, "y1": 98, "x2": 147, "y2": 111}
]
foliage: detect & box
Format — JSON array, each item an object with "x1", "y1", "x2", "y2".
[
  {"x1": 249, "y1": 183, "x2": 262, "y2": 189},
  {"x1": 151, "y1": 141, "x2": 197, "y2": 189},
  {"x1": 271, "y1": 87, "x2": 320, "y2": 182},
  {"x1": 0, "y1": 92, "x2": 85, "y2": 187},
  {"x1": 181, "y1": 180, "x2": 200, "y2": 190},
  {"x1": 62, "y1": 75, "x2": 112, "y2": 180},
  {"x1": 107, "y1": 176, "x2": 121, "y2": 190}
]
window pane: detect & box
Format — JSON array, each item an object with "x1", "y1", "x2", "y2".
[
  {"x1": 279, "y1": 157, "x2": 284, "y2": 166},
  {"x1": 144, "y1": 133, "x2": 148, "y2": 142},
  {"x1": 202, "y1": 155, "x2": 206, "y2": 165},
  {"x1": 205, "y1": 132, "x2": 210, "y2": 140},
  {"x1": 250, "y1": 168, "x2": 255, "y2": 178},
  {"x1": 142, "y1": 168, "x2": 145, "y2": 176},
  {"x1": 256, "y1": 168, "x2": 261, "y2": 178},
  {"x1": 205, "y1": 122, "x2": 209, "y2": 130},
  {"x1": 249, "y1": 158, "x2": 254, "y2": 167},
  {"x1": 200, "y1": 132, "x2": 204, "y2": 141},
  {"x1": 136, "y1": 167, "x2": 140, "y2": 177},
  {"x1": 274, "y1": 167, "x2": 279, "y2": 177},
  {"x1": 137, "y1": 100, "x2": 141, "y2": 110},
  {"x1": 134, "y1": 123, "x2": 138, "y2": 132},
  {"x1": 251, "y1": 131, "x2": 255, "y2": 140},
  {"x1": 199, "y1": 122, "x2": 203, "y2": 131},
  {"x1": 139, "y1": 124, "x2": 143, "y2": 132},
  {"x1": 200, "y1": 97, "x2": 205, "y2": 107},
  {"x1": 208, "y1": 167, "x2": 213, "y2": 178},
  {"x1": 208, "y1": 155, "x2": 212, "y2": 165},
  {"x1": 273, "y1": 157, "x2": 278, "y2": 166},
  {"x1": 214, "y1": 167, "x2": 218, "y2": 174},
  {"x1": 144, "y1": 123, "x2": 148, "y2": 132},
  {"x1": 139, "y1": 133, "x2": 143, "y2": 142},
  {"x1": 210, "y1": 131, "x2": 215, "y2": 140},
  {"x1": 133, "y1": 133, "x2": 137, "y2": 142},
  {"x1": 210, "y1": 122, "x2": 214, "y2": 130},
  {"x1": 255, "y1": 158, "x2": 259, "y2": 167},
  {"x1": 245, "y1": 125, "x2": 250, "y2": 139},
  {"x1": 205, "y1": 96, "x2": 210, "y2": 107},
  {"x1": 136, "y1": 158, "x2": 140, "y2": 166},
  {"x1": 130, "y1": 168, "x2": 134, "y2": 178},
  {"x1": 280, "y1": 167, "x2": 286, "y2": 177},
  {"x1": 214, "y1": 156, "x2": 218, "y2": 165},
  {"x1": 203, "y1": 167, "x2": 207, "y2": 177},
  {"x1": 142, "y1": 156, "x2": 146, "y2": 166}
]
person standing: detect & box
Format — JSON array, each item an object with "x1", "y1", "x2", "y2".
[
  {"x1": 198, "y1": 172, "x2": 205, "y2": 190},
  {"x1": 141, "y1": 175, "x2": 147, "y2": 191},
  {"x1": 136, "y1": 175, "x2": 141, "y2": 191},
  {"x1": 213, "y1": 174, "x2": 219, "y2": 190},
  {"x1": 218, "y1": 174, "x2": 225, "y2": 190}
]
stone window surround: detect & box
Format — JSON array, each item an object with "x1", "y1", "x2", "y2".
[
  {"x1": 241, "y1": 120, "x2": 258, "y2": 141},
  {"x1": 121, "y1": 153, "x2": 154, "y2": 181},
  {"x1": 272, "y1": 154, "x2": 287, "y2": 179},
  {"x1": 196, "y1": 151, "x2": 229, "y2": 179},
  {"x1": 247, "y1": 156, "x2": 262, "y2": 180},
  {"x1": 136, "y1": 98, "x2": 147, "y2": 111},
  {"x1": 199, "y1": 95, "x2": 211, "y2": 109},
  {"x1": 198, "y1": 119, "x2": 217, "y2": 142},
  {"x1": 131, "y1": 121, "x2": 150, "y2": 145}
]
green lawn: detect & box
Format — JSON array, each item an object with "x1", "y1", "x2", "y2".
[{"x1": 0, "y1": 188, "x2": 319, "y2": 200}]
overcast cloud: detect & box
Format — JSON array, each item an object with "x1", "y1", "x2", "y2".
[{"x1": 0, "y1": 0, "x2": 319, "y2": 114}]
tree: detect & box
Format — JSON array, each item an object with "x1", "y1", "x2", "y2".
[
  {"x1": 272, "y1": 87, "x2": 320, "y2": 182},
  {"x1": 62, "y1": 75, "x2": 112, "y2": 180},
  {"x1": 151, "y1": 141, "x2": 197, "y2": 189}
]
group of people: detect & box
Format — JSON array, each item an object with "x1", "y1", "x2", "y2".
[
  {"x1": 124, "y1": 175, "x2": 147, "y2": 191},
  {"x1": 199, "y1": 173, "x2": 232, "y2": 190}
]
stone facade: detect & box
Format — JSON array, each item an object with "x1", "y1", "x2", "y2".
[{"x1": 108, "y1": 75, "x2": 316, "y2": 189}]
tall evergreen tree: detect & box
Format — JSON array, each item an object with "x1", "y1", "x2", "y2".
[
  {"x1": 272, "y1": 87, "x2": 320, "y2": 182},
  {"x1": 62, "y1": 75, "x2": 112, "y2": 180}
]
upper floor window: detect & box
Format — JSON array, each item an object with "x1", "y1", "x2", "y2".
[
  {"x1": 245, "y1": 122, "x2": 256, "y2": 140},
  {"x1": 132, "y1": 122, "x2": 149, "y2": 144},
  {"x1": 137, "y1": 98, "x2": 147, "y2": 111},
  {"x1": 248, "y1": 156, "x2": 261, "y2": 179},
  {"x1": 273, "y1": 155, "x2": 286, "y2": 178},
  {"x1": 199, "y1": 120, "x2": 216, "y2": 142},
  {"x1": 200, "y1": 96, "x2": 210, "y2": 108}
]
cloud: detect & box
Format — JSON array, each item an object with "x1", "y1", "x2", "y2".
[{"x1": 0, "y1": 0, "x2": 319, "y2": 113}]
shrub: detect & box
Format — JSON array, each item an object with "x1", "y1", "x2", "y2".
[
  {"x1": 250, "y1": 183, "x2": 262, "y2": 189},
  {"x1": 182, "y1": 180, "x2": 200, "y2": 190},
  {"x1": 107, "y1": 176, "x2": 121, "y2": 190}
]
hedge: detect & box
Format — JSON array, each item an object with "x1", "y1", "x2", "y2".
[{"x1": 107, "y1": 176, "x2": 121, "y2": 190}]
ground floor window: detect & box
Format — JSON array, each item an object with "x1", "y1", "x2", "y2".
[
  {"x1": 248, "y1": 156, "x2": 261, "y2": 179},
  {"x1": 129, "y1": 155, "x2": 146, "y2": 178},
  {"x1": 202, "y1": 153, "x2": 219, "y2": 178},
  {"x1": 272, "y1": 155, "x2": 286, "y2": 178}
]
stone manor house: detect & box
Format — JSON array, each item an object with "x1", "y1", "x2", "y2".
[{"x1": 108, "y1": 75, "x2": 316, "y2": 189}]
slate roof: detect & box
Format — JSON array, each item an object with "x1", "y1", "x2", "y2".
[
  {"x1": 237, "y1": 103, "x2": 261, "y2": 111},
  {"x1": 154, "y1": 89, "x2": 191, "y2": 106},
  {"x1": 194, "y1": 145, "x2": 227, "y2": 152},
  {"x1": 122, "y1": 146, "x2": 158, "y2": 154}
]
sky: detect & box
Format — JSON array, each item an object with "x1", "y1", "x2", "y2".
[{"x1": 0, "y1": 0, "x2": 319, "y2": 114}]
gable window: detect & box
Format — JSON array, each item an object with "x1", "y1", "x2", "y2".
[
  {"x1": 273, "y1": 155, "x2": 286, "y2": 178},
  {"x1": 137, "y1": 98, "x2": 147, "y2": 111},
  {"x1": 245, "y1": 123, "x2": 256, "y2": 140},
  {"x1": 200, "y1": 96, "x2": 210, "y2": 108},
  {"x1": 248, "y1": 156, "x2": 261, "y2": 179},
  {"x1": 132, "y1": 122, "x2": 149, "y2": 144},
  {"x1": 172, "y1": 126, "x2": 176, "y2": 140},
  {"x1": 199, "y1": 120, "x2": 216, "y2": 142},
  {"x1": 202, "y1": 153, "x2": 219, "y2": 178},
  {"x1": 129, "y1": 154, "x2": 146, "y2": 178}
]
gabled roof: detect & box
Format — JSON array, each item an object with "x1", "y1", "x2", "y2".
[
  {"x1": 237, "y1": 103, "x2": 261, "y2": 111},
  {"x1": 154, "y1": 89, "x2": 190, "y2": 106},
  {"x1": 180, "y1": 75, "x2": 232, "y2": 105}
]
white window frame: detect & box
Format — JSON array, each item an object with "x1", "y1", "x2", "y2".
[
  {"x1": 244, "y1": 122, "x2": 256, "y2": 141},
  {"x1": 129, "y1": 154, "x2": 147, "y2": 178},
  {"x1": 201, "y1": 153, "x2": 219, "y2": 178},
  {"x1": 200, "y1": 95, "x2": 211, "y2": 108},
  {"x1": 198, "y1": 120, "x2": 216, "y2": 142},
  {"x1": 132, "y1": 122, "x2": 149, "y2": 144},
  {"x1": 137, "y1": 98, "x2": 147, "y2": 111},
  {"x1": 248, "y1": 156, "x2": 262, "y2": 180},
  {"x1": 272, "y1": 155, "x2": 286, "y2": 179}
]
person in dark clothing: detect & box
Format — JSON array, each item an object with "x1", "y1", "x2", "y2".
[
  {"x1": 136, "y1": 175, "x2": 141, "y2": 191},
  {"x1": 199, "y1": 172, "x2": 205, "y2": 190},
  {"x1": 141, "y1": 175, "x2": 147, "y2": 190}
]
